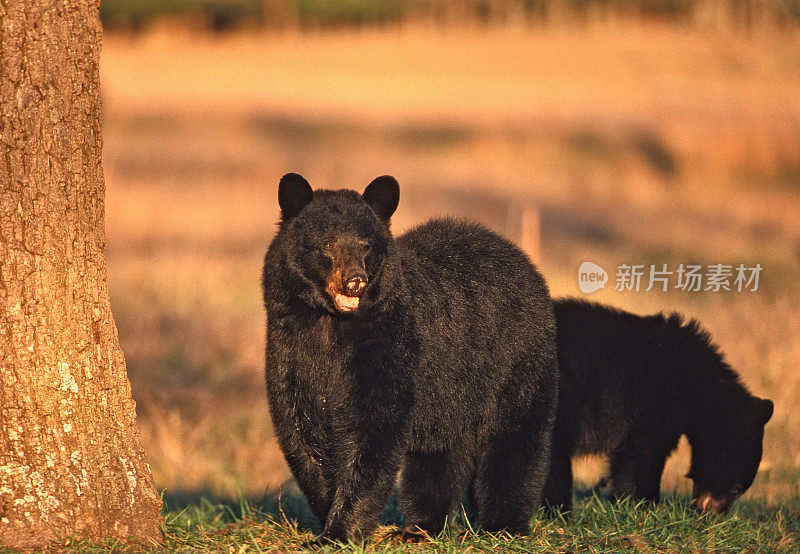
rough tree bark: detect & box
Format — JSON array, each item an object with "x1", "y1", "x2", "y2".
[{"x1": 0, "y1": 0, "x2": 162, "y2": 548}]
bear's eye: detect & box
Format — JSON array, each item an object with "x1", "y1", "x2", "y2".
[{"x1": 321, "y1": 240, "x2": 335, "y2": 250}]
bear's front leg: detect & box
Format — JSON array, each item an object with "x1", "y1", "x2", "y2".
[
  {"x1": 608, "y1": 437, "x2": 671, "y2": 504},
  {"x1": 323, "y1": 466, "x2": 400, "y2": 539},
  {"x1": 319, "y1": 402, "x2": 409, "y2": 542},
  {"x1": 320, "y1": 429, "x2": 407, "y2": 542},
  {"x1": 265, "y1": 367, "x2": 334, "y2": 526},
  {"x1": 279, "y1": 441, "x2": 333, "y2": 526}
]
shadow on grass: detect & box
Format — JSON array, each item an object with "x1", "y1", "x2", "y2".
[
  {"x1": 163, "y1": 483, "x2": 318, "y2": 534},
  {"x1": 161, "y1": 482, "x2": 406, "y2": 535}
]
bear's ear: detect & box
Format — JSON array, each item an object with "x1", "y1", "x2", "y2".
[
  {"x1": 363, "y1": 175, "x2": 399, "y2": 221},
  {"x1": 754, "y1": 398, "x2": 774, "y2": 426},
  {"x1": 278, "y1": 173, "x2": 313, "y2": 220}
]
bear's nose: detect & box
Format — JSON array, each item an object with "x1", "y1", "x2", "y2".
[{"x1": 344, "y1": 275, "x2": 367, "y2": 297}]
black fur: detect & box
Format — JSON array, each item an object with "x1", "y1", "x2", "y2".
[
  {"x1": 544, "y1": 298, "x2": 773, "y2": 514},
  {"x1": 262, "y1": 174, "x2": 558, "y2": 541}
]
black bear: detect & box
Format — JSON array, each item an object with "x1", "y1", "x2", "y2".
[
  {"x1": 544, "y1": 298, "x2": 773, "y2": 515},
  {"x1": 262, "y1": 173, "x2": 558, "y2": 541}
]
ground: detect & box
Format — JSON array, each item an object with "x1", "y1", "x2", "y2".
[{"x1": 40, "y1": 491, "x2": 800, "y2": 552}]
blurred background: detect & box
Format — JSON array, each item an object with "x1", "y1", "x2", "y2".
[{"x1": 100, "y1": 0, "x2": 800, "y2": 507}]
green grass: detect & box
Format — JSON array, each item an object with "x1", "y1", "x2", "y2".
[{"x1": 41, "y1": 490, "x2": 800, "y2": 552}]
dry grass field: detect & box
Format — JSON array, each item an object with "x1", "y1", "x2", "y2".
[{"x1": 100, "y1": 22, "x2": 800, "y2": 506}]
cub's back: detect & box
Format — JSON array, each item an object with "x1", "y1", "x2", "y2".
[{"x1": 553, "y1": 298, "x2": 702, "y2": 454}]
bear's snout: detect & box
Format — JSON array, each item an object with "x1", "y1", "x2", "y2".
[
  {"x1": 694, "y1": 491, "x2": 735, "y2": 514},
  {"x1": 343, "y1": 274, "x2": 367, "y2": 297},
  {"x1": 325, "y1": 257, "x2": 368, "y2": 313}
]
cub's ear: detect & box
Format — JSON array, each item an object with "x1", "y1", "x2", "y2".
[
  {"x1": 363, "y1": 175, "x2": 399, "y2": 221},
  {"x1": 754, "y1": 398, "x2": 774, "y2": 426},
  {"x1": 278, "y1": 173, "x2": 313, "y2": 220}
]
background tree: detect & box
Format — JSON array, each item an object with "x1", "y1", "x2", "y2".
[{"x1": 0, "y1": 0, "x2": 162, "y2": 548}]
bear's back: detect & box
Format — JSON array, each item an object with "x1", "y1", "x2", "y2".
[
  {"x1": 397, "y1": 218, "x2": 543, "y2": 288},
  {"x1": 395, "y1": 218, "x2": 556, "y2": 450},
  {"x1": 395, "y1": 218, "x2": 552, "y2": 326}
]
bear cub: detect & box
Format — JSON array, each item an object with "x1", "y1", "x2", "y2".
[
  {"x1": 544, "y1": 298, "x2": 773, "y2": 515},
  {"x1": 262, "y1": 173, "x2": 558, "y2": 541}
]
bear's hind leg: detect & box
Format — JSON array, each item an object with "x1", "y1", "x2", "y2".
[
  {"x1": 542, "y1": 448, "x2": 574, "y2": 516},
  {"x1": 472, "y1": 427, "x2": 551, "y2": 534},
  {"x1": 400, "y1": 450, "x2": 473, "y2": 535}
]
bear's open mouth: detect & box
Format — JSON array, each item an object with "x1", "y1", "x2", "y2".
[
  {"x1": 325, "y1": 280, "x2": 361, "y2": 312},
  {"x1": 333, "y1": 293, "x2": 360, "y2": 312}
]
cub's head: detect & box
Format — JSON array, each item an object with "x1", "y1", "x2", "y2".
[
  {"x1": 689, "y1": 396, "x2": 773, "y2": 514},
  {"x1": 275, "y1": 173, "x2": 400, "y2": 315}
]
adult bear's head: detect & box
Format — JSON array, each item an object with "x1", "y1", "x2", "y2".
[{"x1": 273, "y1": 173, "x2": 400, "y2": 316}]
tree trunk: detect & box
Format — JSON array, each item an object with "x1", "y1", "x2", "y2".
[{"x1": 0, "y1": 0, "x2": 162, "y2": 548}]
